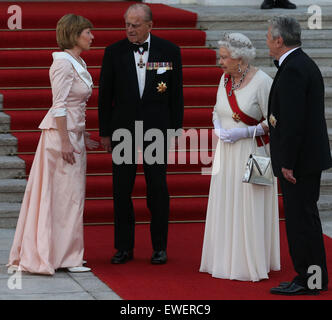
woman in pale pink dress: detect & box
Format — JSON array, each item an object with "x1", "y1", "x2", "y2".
[{"x1": 7, "y1": 14, "x2": 98, "y2": 275}]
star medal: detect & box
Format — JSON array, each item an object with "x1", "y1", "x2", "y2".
[
  {"x1": 157, "y1": 82, "x2": 167, "y2": 93},
  {"x1": 269, "y1": 114, "x2": 277, "y2": 128},
  {"x1": 232, "y1": 113, "x2": 241, "y2": 123}
]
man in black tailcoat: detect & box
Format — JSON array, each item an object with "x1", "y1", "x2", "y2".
[
  {"x1": 98, "y1": 4, "x2": 183, "y2": 265},
  {"x1": 267, "y1": 16, "x2": 332, "y2": 295}
]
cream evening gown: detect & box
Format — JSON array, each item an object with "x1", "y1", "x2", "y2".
[
  {"x1": 199, "y1": 70, "x2": 280, "y2": 282},
  {"x1": 7, "y1": 52, "x2": 93, "y2": 275}
]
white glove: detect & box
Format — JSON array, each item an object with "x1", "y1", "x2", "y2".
[
  {"x1": 247, "y1": 124, "x2": 265, "y2": 137},
  {"x1": 222, "y1": 124, "x2": 266, "y2": 144},
  {"x1": 213, "y1": 119, "x2": 229, "y2": 140}
]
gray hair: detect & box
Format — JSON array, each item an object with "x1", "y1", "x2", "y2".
[
  {"x1": 218, "y1": 33, "x2": 256, "y2": 62},
  {"x1": 268, "y1": 16, "x2": 302, "y2": 47},
  {"x1": 124, "y1": 3, "x2": 153, "y2": 22}
]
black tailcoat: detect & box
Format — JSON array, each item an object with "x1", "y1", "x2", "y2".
[
  {"x1": 268, "y1": 48, "x2": 331, "y2": 288},
  {"x1": 99, "y1": 34, "x2": 183, "y2": 136},
  {"x1": 98, "y1": 34, "x2": 184, "y2": 251},
  {"x1": 268, "y1": 48, "x2": 332, "y2": 178}
]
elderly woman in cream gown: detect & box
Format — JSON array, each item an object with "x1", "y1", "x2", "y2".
[
  {"x1": 200, "y1": 33, "x2": 280, "y2": 282},
  {"x1": 7, "y1": 14, "x2": 98, "y2": 275}
]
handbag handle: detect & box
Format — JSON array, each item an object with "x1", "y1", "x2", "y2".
[{"x1": 251, "y1": 127, "x2": 269, "y2": 156}]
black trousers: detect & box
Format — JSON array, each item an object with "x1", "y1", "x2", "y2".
[
  {"x1": 280, "y1": 172, "x2": 328, "y2": 288},
  {"x1": 111, "y1": 131, "x2": 170, "y2": 252}
]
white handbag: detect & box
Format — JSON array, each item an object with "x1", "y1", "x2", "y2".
[{"x1": 242, "y1": 128, "x2": 273, "y2": 186}]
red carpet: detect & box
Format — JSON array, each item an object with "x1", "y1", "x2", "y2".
[
  {"x1": 0, "y1": 29, "x2": 206, "y2": 48},
  {"x1": 1, "y1": 1, "x2": 224, "y2": 223},
  {"x1": 1, "y1": 1, "x2": 284, "y2": 222},
  {"x1": 0, "y1": 67, "x2": 222, "y2": 87},
  {"x1": 0, "y1": 2, "x2": 197, "y2": 28},
  {"x1": 1, "y1": 87, "x2": 218, "y2": 109},
  {"x1": 0, "y1": 1, "x2": 197, "y2": 29},
  {"x1": 7, "y1": 108, "x2": 214, "y2": 131},
  {"x1": 19, "y1": 151, "x2": 214, "y2": 175},
  {"x1": 0, "y1": 48, "x2": 217, "y2": 67},
  {"x1": 84, "y1": 221, "x2": 331, "y2": 300}
]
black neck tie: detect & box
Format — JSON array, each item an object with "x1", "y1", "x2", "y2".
[
  {"x1": 273, "y1": 60, "x2": 279, "y2": 69},
  {"x1": 131, "y1": 42, "x2": 148, "y2": 53}
]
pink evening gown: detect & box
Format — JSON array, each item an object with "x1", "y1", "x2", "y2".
[{"x1": 7, "y1": 52, "x2": 93, "y2": 274}]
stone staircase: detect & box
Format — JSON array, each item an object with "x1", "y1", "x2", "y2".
[
  {"x1": 174, "y1": 4, "x2": 332, "y2": 230},
  {"x1": 0, "y1": 95, "x2": 26, "y2": 228},
  {"x1": 1, "y1": 5, "x2": 332, "y2": 230}
]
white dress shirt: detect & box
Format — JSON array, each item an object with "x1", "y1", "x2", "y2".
[
  {"x1": 278, "y1": 46, "x2": 301, "y2": 67},
  {"x1": 133, "y1": 33, "x2": 150, "y2": 98}
]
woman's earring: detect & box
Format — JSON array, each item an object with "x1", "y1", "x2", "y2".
[{"x1": 238, "y1": 64, "x2": 242, "y2": 73}]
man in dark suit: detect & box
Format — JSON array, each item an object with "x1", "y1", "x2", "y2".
[
  {"x1": 261, "y1": 0, "x2": 296, "y2": 9},
  {"x1": 266, "y1": 16, "x2": 331, "y2": 295},
  {"x1": 98, "y1": 4, "x2": 183, "y2": 265}
]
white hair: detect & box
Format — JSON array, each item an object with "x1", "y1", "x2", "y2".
[
  {"x1": 268, "y1": 16, "x2": 302, "y2": 47},
  {"x1": 218, "y1": 33, "x2": 256, "y2": 62}
]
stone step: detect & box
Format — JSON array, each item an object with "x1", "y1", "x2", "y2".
[
  {"x1": 324, "y1": 108, "x2": 332, "y2": 127},
  {"x1": 321, "y1": 217, "x2": 332, "y2": 237},
  {"x1": 318, "y1": 194, "x2": 332, "y2": 211},
  {"x1": 0, "y1": 112, "x2": 10, "y2": 133},
  {"x1": 261, "y1": 66, "x2": 332, "y2": 87},
  {"x1": 206, "y1": 29, "x2": 332, "y2": 49},
  {"x1": 0, "y1": 202, "x2": 21, "y2": 228},
  {"x1": 0, "y1": 134, "x2": 17, "y2": 156},
  {"x1": 324, "y1": 88, "x2": 332, "y2": 109},
  {"x1": 187, "y1": 6, "x2": 332, "y2": 30},
  {"x1": 0, "y1": 156, "x2": 26, "y2": 179},
  {"x1": 318, "y1": 194, "x2": 332, "y2": 229},
  {"x1": 320, "y1": 172, "x2": 332, "y2": 195},
  {"x1": 255, "y1": 48, "x2": 332, "y2": 67},
  {"x1": 211, "y1": 47, "x2": 332, "y2": 67},
  {"x1": 328, "y1": 128, "x2": 332, "y2": 149},
  {"x1": 0, "y1": 179, "x2": 26, "y2": 203}
]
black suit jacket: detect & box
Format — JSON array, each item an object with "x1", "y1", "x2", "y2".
[
  {"x1": 268, "y1": 48, "x2": 332, "y2": 177},
  {"x1": 98, "y1": 34, "x2": 184, "y2": 137}
]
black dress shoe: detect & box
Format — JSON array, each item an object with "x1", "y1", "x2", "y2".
[
  {"x1": 151, "y1": 250, "x2": 167, "y2": 264},
  {"x1": 111, "y1": 250, "x2": 133, "y2": 264},
  {"x1": 261, "y1": 0, "x2": 274, "y2": 9},
  {"x1": 270, "y1": 282, "x2": 320, "y2": 295},
  {"x1": 278, "y1": 281, "x2": 328, "y2": 291},
  {"x1": 275, "y1": 0, "x2": 297, "y2": 9},
  {"x1": 277, "y1": 281, "x2": 292, "y2": 288}
]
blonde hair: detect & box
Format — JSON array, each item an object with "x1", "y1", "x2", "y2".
[{"x1": 56, "y1": 14, "x2": 93, "y2": 50}]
